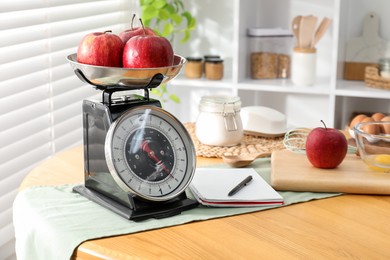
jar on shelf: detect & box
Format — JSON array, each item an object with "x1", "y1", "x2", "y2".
[
  {"x1": 185, "y1": 57, "x2": 203, "y2": 79},
  {"x1": 204, "y1": 58, "x2": 224, "y2": 80},
  {"x1": 195, "y1": 95, "x2": 243, "y2": 146},
  {"x1": 248, "y1": 28, "x2": 293, "y2": 79},
  {"x1": 379, "y1": 57, "x2": 390, "y2": 79},
  {"x1": 204, "y1": 54, "x2": 220, "y2": 60}
]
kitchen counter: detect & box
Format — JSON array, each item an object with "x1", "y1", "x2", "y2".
[{"x1": 19, "y1": 145, "x2": 390, "y2": 259}]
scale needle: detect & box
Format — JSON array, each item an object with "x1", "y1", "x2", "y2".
[{"x1": 141, "y1": 140, "x2": 172, "y2": 176}]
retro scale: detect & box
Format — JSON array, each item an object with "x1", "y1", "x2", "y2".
[{"x1": 67, "y1": 54, "x2": 198, "y2": 221}]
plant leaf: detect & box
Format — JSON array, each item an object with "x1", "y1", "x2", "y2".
[
  {"x1": 159, "y1": 84, "x2": 168, "y2": 94},
  {"x1": 151, "y1": 88, "x2": 162, "y2": 98},
  {"x1": 180, "y1": 30, "x2": 190, "y2": 43},
  {"x1": 158, "y1": 9, "x2": 170, "y2": 20},
  {"x1": 165, "y1": 3, "x2": 176, "y2": 14},
  {"x1": 162, "y1": 23, "x2": 174, "y2": 37},
  {"x1": 175, "y1": 0, "x2": 184, "y2": 11},
  {"x1": 182, "y1": 11, "x2": 196, "y2": 30},
  {"x1": 153, "y1": 0, "x2": 167, "y2": 9},
  {"x1": 141, "y1": 0, "x2": 154, "y2": 5},
  {"x1": 169, "y1": 93, "x2": 181, "y2": 103},
  {"x1": 171, "y1": 13, "x2": 182, "y2": 25},
  {"x1": 142, "y1": 6, "x2": 158, "y2": 24}
]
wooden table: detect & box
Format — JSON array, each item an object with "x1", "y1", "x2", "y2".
[{"x1": 20, "y1": 146, "x2": 390, "y2": 259}]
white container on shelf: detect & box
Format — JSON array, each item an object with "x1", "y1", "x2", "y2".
[
  {"x1": 291, "y1": 47, "x2": 317, "y2": 86},
  {"x1": 195, "y1": 95, "x2": 243, "y2": 146}
]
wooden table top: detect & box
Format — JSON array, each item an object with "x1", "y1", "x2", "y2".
[{"x1": 20, "y1": 145, "x2": 390, "y2": 259}]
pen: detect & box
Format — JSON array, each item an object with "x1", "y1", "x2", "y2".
[{"x1": 228, "y1": 175, "x2": 253, "y2": 196}]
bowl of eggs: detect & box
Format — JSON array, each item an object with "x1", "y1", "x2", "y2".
[
  {"x1": 353, "y1": 120, "x2": 390, "y2": 173},
  {"x1": 349, "y1": 112, "x2": 390, "y2": 138}
]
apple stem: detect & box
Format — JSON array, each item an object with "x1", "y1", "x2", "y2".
[
  {"x1": 103, "y1": 30, "x2": 112, "y2": 34},
  {"x1": 139, "y1": 18, "x2": 146, "y2": 36},
  {"x1": 131, "y1": 13, "x2": 136, "y2": 30},
  {"x1": 321, "y1": 120, "x2": 327, "y2": 130}
]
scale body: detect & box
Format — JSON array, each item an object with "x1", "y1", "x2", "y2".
[{"x1": 68, "y1": 54, "x2": 198, "y2": 221}]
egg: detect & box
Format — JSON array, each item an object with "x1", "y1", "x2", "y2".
[
  {"x1": 368, "y1": 154, "x2": 390, "y2": 172},
  {"x1": 380, "y1": 116, "x2": 390, "y2": 134},
  {"x1": 361, "y1": 117, "x2": 380, "y2": 134},
  {"x1": 349, "y1": 114, "x2": 367, "y2": 130},
  {"x1": 371, "y1": 112, "x2": 385, "y2": 121}
]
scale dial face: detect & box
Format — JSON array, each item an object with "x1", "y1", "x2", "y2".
[{"x1": 105, "y1": 106, "x2": 196, "y2": 202}]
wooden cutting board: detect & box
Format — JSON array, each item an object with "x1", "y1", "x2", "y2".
[
  {"x1": 271, "y1": 149, "x2": 390, "y2": 195},
  {"x1": 345, "y1": 12, "x2": 387, "y2": 63},
  {"x1": 343, "y1": 12, "x2": 389, "y2": 81}
]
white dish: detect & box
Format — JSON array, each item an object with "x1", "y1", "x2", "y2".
[{"x1": 241, "y1": 106, "x2": 288, "y2": 137}]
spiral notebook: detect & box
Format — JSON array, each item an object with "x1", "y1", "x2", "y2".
[{"x1": 189, "y1": 168, "x2": 284, "y2": 207}]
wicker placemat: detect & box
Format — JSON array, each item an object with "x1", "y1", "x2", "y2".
[{"x1": 184, "y1": 122, "x2": 285, "y2": 158}]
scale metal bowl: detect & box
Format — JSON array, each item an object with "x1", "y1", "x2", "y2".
[{"x1": 67, "y1": 53, "x2": 186, "y2": 90}]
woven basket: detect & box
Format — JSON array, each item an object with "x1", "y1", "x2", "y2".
[
  {"x1": 364, "y1": 66, "x2": 390, "y2": 90},
  {"x1": 184, "y1": 122, "x2": 285, "y2": 158}
]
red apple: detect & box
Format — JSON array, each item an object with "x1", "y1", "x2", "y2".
[
  {"x1": 305, "y1": 121, "x2": 348, "y2": 169},
  {"x1": 119, "y1": 15, "x2": 156, "y2": 44},
  {"x1": 122, "y1": 26, "x2": 174, "y2": 68},
  {"x1": 77, "y1": 30, "x2": 124, "y2": 67}
]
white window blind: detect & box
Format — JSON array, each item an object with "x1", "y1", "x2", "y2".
[{"x1": 0, "y1": 1, "x2": 134, "y2": 258}]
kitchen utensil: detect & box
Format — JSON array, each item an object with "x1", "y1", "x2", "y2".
[
  {"x1": 222, "y1": 152, "x2": 272, "y2": 168},
  {"x1": 311, "y1": 17, "x2": 331, "y2": 48},
  {"x1": 283, "y1": 127, "x2": 357, "y2": 154},
  {"x1": 272, "y1": 149, "x2": 390, "y2": 194},
  {"x1": 291, "y1": 15, "x2": 302, "y2": 47},
  {"x1": 283, "y1": 127, "x2": 311, "y2": 153},
  {"x1": 299, "y1": 15, "x2": 318, "y2": 49}
]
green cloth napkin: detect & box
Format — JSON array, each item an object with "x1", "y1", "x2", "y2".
[{"x1": 13, "y1": 159, "x2": 341, "y2": 260}]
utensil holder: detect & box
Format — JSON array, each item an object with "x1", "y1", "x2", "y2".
[{"x1": 291, "y1": 48, "x2": 316, "y2": 86}]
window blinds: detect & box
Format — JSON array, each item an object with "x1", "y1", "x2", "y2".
[{"x1": 0, "y1": 1, "x2": 134, "y2": 258}]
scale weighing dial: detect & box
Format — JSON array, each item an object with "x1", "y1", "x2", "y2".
[{"x1": 105, "y1": 106, "x2": 196, "y2": 201}]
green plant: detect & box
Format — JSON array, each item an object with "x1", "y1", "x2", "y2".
[
  {"x1": 140, "y1": 0, "x2": 196, "y2": 104},
  {"x1": 140, "y1": 0, "x2": 196, "y2": 43}
]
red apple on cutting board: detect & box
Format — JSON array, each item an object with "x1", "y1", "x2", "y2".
[
  {"x1": 123, "y1": 19, "x2": 174, "y2": 68},
  {"x1": 119, "y1": 14, "x2": 156, "y2": 44},
  {"x1": 306, "y1": 120, "x2": 348, "y2": 169},
  {"x1": 77, "y1": 31, "x2": 124, "y2": 67}
]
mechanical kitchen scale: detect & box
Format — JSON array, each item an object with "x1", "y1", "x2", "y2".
[{"x1": 67, "y1": 54, "x2": 198, "y2": 221}]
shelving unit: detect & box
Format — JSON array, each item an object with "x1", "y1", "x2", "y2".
[{"x1": 167, "y1": 0, "x2": 390, "y2": 129}]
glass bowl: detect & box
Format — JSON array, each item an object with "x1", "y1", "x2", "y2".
[{"x1": 354, "y1": 121, "x2": 390, "y2": 173}]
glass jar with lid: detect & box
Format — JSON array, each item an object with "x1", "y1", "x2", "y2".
[
  {"x1": 379, "y1": 57, "x2": 390, "y2": 79},
  {"x1": 204, "y1": 58, "x2": 224, "y2": 80},
  {"x1": 185, "y1": 57, "x2": 203, "y2": 79},
  {"x1": 195, "y1": 95, "x2": 243, "y2": 146}
]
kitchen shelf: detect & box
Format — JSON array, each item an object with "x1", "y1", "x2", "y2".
[
  {"x1": 236, "y1": 78, "x2": 331, "y2": 95},
  {"x1": 169, "y1": 0, "x2": 390, "y2": 129},
  {"x1": 172, "y1": 77, "x2": 233, "y2": 89},
  {"x1": 336, "y1": 80, "x2": 390, "y2": 98}
]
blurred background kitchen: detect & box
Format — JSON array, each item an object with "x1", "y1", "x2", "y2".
[{"x1": 2, "y1": 0, "x2": 390, "y2": 259}]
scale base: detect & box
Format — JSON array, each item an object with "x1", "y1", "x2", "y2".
[{"x1": 73, "y1": 185, "x2": 198, "y2": 222}]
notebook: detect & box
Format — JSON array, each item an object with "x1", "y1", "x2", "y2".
[{"x1": 189, "y1": 168, "x2": 284, "y2": 207}]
